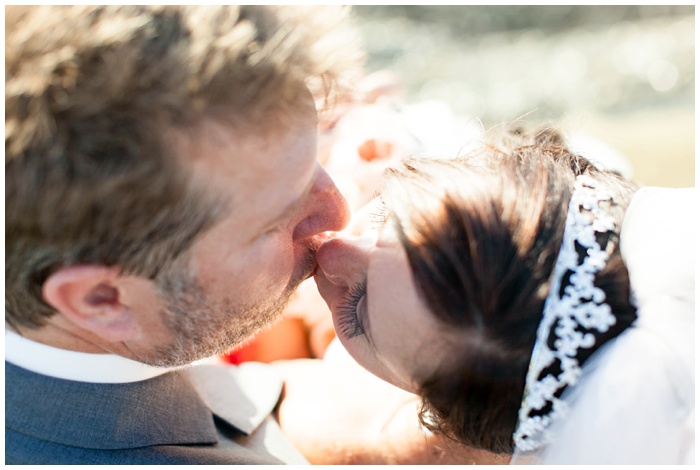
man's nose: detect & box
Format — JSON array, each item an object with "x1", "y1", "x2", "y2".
[
  {"x1": 316, "y1": 235, "x2": 374, "y2": 288},
  {"x1": 293, "y1": 165, "x2": 351, "y2": 241}
]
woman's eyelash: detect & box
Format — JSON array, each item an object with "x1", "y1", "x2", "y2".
[
  {"x1": 335, "y1": 282, "x2": 366, "y2": 339},
  {"x1": 369, "y1": 196, "x2": 388, "y2": 231}
]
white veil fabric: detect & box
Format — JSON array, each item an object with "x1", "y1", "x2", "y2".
[{"x1": 511, "y1": 186, "x2": 695, "y2": 465}]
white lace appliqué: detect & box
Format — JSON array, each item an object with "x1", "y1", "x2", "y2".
[{"x1": 513, "y1": 175, "x2": 617, "y2": 452}]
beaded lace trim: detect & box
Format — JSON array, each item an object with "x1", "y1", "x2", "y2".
[{"x1": 513, "y1": 175, "x2": 617, "y2": 452}]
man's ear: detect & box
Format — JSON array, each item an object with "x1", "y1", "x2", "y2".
[{"x1": 42, "y1": 265, "x2": 138, "y2": 343}]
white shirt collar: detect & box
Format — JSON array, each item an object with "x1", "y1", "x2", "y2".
[{"x1": 5, "y1": 330, "x2": 181, "y2": 383}]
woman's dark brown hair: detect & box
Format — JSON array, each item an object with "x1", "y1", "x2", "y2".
[{"x1": 380, "y1": 128, "x2": 638, "y2": 454}]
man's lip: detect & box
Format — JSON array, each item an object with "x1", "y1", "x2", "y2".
[
  {"x1": 307, "y1": 232, "x2": 336, "y2": 280},
  {"x1": 303, "y1": 262, "x2": 318, "y2": 281}
]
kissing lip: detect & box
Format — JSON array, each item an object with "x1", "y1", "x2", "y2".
[
  {"x1": 299, "y1": 236, "x2": 325, "y2": 281},
  {"x1": 312, "y1": 267, "x2": 335, "y2": 307}
]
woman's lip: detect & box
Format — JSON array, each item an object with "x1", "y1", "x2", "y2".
[{"x1": 314, "y1": 269, "x2": 345, "y2": 312}]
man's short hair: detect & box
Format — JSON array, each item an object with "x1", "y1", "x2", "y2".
[{"x1": 5, "y1": 5, "x2": 362, "y2": 328}]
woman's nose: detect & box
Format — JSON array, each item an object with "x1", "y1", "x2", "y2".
[{"x1": 316, "y1": 235, "x2": 375, "y2": 288}]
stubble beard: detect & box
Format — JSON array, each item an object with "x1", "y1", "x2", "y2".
[{"x1": 144, "y1": 240, "x2": 318, "y2": 367}]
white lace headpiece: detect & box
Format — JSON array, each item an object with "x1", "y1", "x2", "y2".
[{"x1": 513, "y1": 174, "x2": 618, "y2": 452}]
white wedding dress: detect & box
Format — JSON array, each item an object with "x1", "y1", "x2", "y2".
[{"x1": 513, "y1": 186, "x2": 695, "y2": 464}]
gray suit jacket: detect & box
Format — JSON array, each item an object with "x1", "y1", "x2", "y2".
[{"x1": 5, "y1": 360, "x2": 308, "y2": 464}]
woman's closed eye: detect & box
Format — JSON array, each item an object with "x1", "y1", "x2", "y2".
[{"x1": 335, "y1": 282, "x2": 366, "y2": 339}]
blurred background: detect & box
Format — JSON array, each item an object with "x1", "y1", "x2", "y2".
[{"x1": 350, "y1": 5, "x2": 694, "y2": 188}]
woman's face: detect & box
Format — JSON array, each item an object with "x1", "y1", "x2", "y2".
[{"x1": 314, "y1": 203, "x2": 452, "y2": 393}]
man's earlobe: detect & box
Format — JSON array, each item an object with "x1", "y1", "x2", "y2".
[{"x1": 42, "y1": 265, "x2": 138, "y2": 342}]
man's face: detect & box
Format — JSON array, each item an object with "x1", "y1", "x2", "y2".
[{"x1": 130, "y1": 111, "x2": 350, "y2": 366}]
